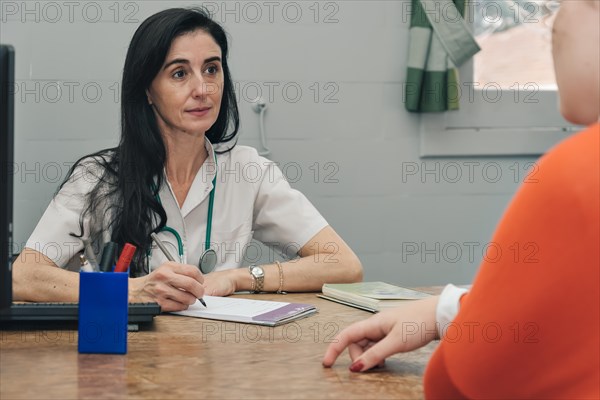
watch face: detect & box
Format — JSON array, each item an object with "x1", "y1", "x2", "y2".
[{"x1": 252, "y1": 266, "x2": 265, "y2": 278}]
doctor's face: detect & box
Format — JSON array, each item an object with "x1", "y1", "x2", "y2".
[
  {"x1": 147, "y1": 30, "x2": 224, "y2": 138},
  {"x1": 552, "y1": 0, "x2": 600, "y2": 125}
]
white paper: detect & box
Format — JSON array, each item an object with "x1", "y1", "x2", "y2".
[{"x1": 173, "y1": 296, "x2": 290, "y2": 318}]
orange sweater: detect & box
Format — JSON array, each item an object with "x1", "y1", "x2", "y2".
[{"x1": 424, "y1": 124, "x2": 600, "y2": 399}]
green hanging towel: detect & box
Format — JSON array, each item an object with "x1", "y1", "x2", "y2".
[{"x1": 405, "y1": 0, "x2": 481, "y2": 112}]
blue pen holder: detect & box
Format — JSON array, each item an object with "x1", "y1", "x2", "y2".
[{"x1": 78, "y1": 272, "x2": 128, "y2": 354}]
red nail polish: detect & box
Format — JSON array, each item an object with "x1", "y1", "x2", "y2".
[{"x1": 349, "y1": 360, "x2": 364, "y2": 373}]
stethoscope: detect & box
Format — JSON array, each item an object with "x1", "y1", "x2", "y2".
[{"x1": 151, "y1": 153, "x2": 218, "y2": 274}]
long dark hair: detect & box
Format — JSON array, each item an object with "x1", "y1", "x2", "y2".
[{"x1": 62, "y1": 7, "x2": 239, "y2": 275}]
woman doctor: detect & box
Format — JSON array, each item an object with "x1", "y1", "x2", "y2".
[{"x1": 13, "y1": 7, "x2": 362, "y2": 312}]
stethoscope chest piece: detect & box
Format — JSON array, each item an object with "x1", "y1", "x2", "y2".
[{"x1": 199, "y1": 248, "x2": 217, "y2": 274}]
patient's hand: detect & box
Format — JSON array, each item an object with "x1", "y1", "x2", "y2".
[{"x1": 322, "y1": 295, "x2": 440, "y2": 372}]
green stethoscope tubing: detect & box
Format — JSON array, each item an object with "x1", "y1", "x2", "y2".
[
  {"x1": 151, "y1": 153, "x2": 217, "y2": 272},
  {"x1": 159, "y1": 226, "x2": 185, "y2": 260}
]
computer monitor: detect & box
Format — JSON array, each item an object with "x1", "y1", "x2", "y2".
[
  {"x1": 0, "y1": 44, "x2": 15, "y2": 310},
  {"x1": 0, "y1": 46, "x2": 161, "y2": 324}
]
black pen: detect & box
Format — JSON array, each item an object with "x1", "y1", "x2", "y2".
[
  {"x1": 99, "y1": 242, "x2": 118, "y2": 272},
  {"x1": 150, "y1": 233, "x2": 207, "y2": 307}
]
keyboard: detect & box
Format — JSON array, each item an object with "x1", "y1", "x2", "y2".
[{"x1": 0, "y1": 302, "x2": 161, "y2": 323}]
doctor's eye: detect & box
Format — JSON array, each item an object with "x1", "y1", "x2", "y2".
[
  {"x1": 172, "y1": 69, "x2": 187, "y2": 79},
  {"x1": 204, "y1": 64, "x2": 220, "y2": 76}
]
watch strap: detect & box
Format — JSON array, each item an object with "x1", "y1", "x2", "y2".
[{"x1": 249, "y1": 265, "x2": 264, "y2": 293}]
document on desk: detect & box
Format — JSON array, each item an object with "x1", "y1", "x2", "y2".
[
  {"x1": 319, "y1": 282, "x2": 432, "y2": 312},
  {"x1": 171, "y1": 296, "x2": 317, "y2": 326}
]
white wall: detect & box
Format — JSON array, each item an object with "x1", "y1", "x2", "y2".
[{"x1": 1, "y1": 0, "x2": 540, "y2": 285}]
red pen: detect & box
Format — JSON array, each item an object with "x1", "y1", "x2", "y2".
[{"x1": 114, "y1": 243, "x2": 136, "y2": 273}]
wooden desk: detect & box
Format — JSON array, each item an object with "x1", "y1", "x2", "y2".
[{"x1": 0, "y1": 293, "x2": 439, "y2": 399}]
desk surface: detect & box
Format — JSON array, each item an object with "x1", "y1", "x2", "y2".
[{"x1": 1, "y1": 292, "x2": 439, "y2": 400}]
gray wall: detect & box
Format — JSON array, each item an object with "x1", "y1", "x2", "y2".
[{"x1": 2, "y1": 0, "x2": 538, "y2": 285}]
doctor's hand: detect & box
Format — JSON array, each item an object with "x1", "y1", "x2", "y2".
[
  {"x1": 129, "y1": 262, "x2": 205, "y2": 312},
  {"x1": 201, "y1": 270, "x2": 237, "y2": 297},
  {"x1": 322, "y1": 296, "x2": 440, "y2": 372}
]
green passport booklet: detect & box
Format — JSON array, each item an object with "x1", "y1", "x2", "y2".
[{"x1": 319, "y1": 282, "x2": 431, "y2": 312}]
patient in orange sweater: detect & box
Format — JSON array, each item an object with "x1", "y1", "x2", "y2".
[{"x1": 323, "y1": 1, "x2": 599, "y2": 398}]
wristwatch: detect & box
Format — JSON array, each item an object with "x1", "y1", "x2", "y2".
[{"x1": 249, "y1": 265, "x2": 265, "y2": 293}]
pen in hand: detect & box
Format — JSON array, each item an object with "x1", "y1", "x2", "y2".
[{"x1": 150, "y1": 232, "x2": 207, "y2": 307}]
